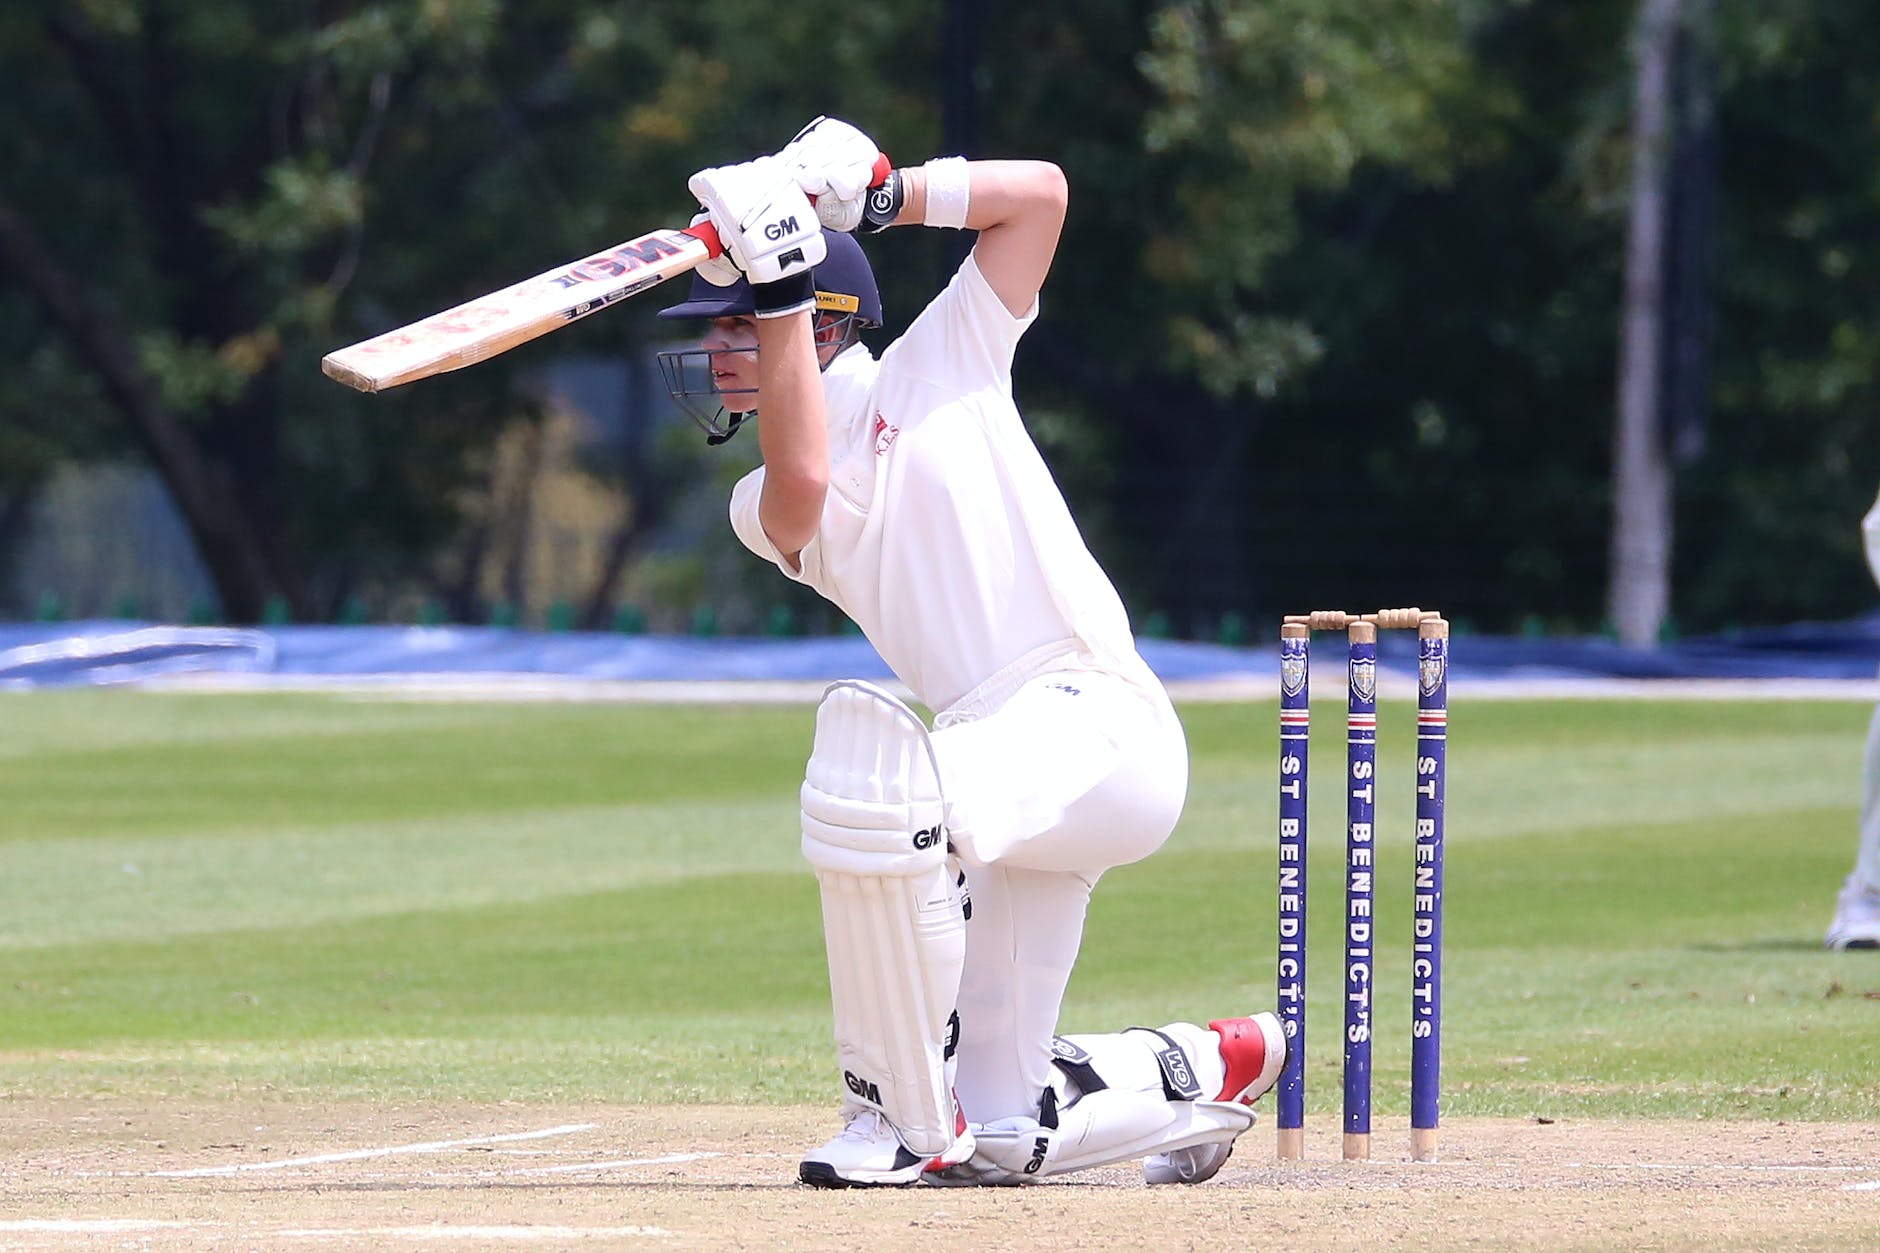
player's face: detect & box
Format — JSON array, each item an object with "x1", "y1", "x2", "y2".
[
  {"x1": 702, "y1": 316, "x2": 759, "y2": 398},
  {"x1": 812, "y1": 313, "x2": 851, "y2": 368}
]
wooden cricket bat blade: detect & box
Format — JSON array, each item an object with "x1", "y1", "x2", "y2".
[
  {"x1": 321, "y1": 355, "x2": 382, "y2": 393},
  {"x1": 322, "y1": 223, "x2": 721, "y2": 393}
]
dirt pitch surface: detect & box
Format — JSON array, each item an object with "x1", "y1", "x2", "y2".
[{"x1": 5, "y1": 1100, "x2": 1879, "y2": 1251}]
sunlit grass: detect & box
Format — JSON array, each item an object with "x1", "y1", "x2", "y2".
[{"x1": 2, "y1": 690, "x2": 1875, "y2": 1120}]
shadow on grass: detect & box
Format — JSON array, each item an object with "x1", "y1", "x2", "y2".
[{"x1": 1685, "y1": 939, "x2": 1834, "y2": 953}]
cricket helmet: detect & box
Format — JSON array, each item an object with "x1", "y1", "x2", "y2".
[{"x1": 656, "y1": 231, "x2": 881, "y2": 444}]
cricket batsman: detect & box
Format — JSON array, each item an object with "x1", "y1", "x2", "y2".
[{"x1": 656, "y1": 117, "x2": 1283, "y2": 1187}]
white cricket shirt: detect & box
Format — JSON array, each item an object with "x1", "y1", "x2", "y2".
[{"x1": 730, "y1": 254, "x2": 1159, "y2": 712}]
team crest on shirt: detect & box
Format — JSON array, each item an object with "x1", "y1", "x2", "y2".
[
  {"x1": 873, "y1": 411, "x2": 900, "y2": 456},
  {"x1": 1349, "y1": 655, "x2": 1377, "y2": 703}
]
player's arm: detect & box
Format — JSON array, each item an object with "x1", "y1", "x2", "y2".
[
  {"x1": 752, "y1": 310, "x2": 827, "y2": 567},
  {"x1": 782, "y1": 118, "x2": 1067, "y2": 318},
  {"x1": 689, "y1": 157, "x2": 831, "y2": 569},
  {"x1": 891, "y1": 161, "x2": 1067, "y2": 319}
]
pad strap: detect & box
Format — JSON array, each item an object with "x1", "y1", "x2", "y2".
[
  {"x1": 1048, "y1": 1036, "x2": 1110, "y2": 1100},
  {"x1": 1131, "y1": 1028, "x2": 1205, "y2": 1102}
]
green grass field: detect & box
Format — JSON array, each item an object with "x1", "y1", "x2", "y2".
[{"x1": 4, "y1": 689, "x2": 1878, "y2": 1124}]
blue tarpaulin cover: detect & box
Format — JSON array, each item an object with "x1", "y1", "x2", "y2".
[{"x1": 2, "y1": 616, "x2": 1877, "y2": 690}]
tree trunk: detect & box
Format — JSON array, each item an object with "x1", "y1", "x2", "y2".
[
  {"x1": 0, "y1": 197, "x2": 289, "y2": 622},
  {"x1": 1607, "y1": 0, "x2": 1682, "y2": 647}
]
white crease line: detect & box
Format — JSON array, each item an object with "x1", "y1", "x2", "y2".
[
  {"x1": 149, "y1": 1123, "x2": 597, "y2": 1177},
  {"x1": 519, "y1": 1152, "x2": 717, "y2": 1174},
  {"x1": 277, "y1": 1225, "x2": 670, "y2": 1241},
  {"x1": 1561, "y1": 1161, "x2": 1879, "y2": 1174},
  {"x1": 1843, "y1": 1180, "x2": 1880, "y2": 1192},
  {"x1": 0, "y1": 1219, "x2": 671, "y2": 1242},
  {"x1": 0, "y1": 1220, "x2": 192, "y2": 1233}
]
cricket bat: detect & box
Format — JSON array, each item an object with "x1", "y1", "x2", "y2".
[
  {"x1": 322, "y1": 154, "x2": 891, "y2": 393},
  {"x1": 321, "y1": 221, "x2": 726, "y2": 393}
]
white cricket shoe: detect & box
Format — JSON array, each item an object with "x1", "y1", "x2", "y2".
[
  {"x1": 1826, "y1": 874, "x2": 1880, "y2": 950},
  {"x1": 798, "y1": 1109, "x2": 975, "y2": 1189},
  {"x1": 1143, "y1": 1139, "x2": 1236, "y2": 1185}
]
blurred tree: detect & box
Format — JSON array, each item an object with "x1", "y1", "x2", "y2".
[
  {"x1": 3, "y1": 0, "x2": 1876, "y2": 632},
  {"x1": 1102, "y1": 0, "x2": 1878, "y2": 633},
  {"x1": 975, "y1": 0, "x2": 1512, "y2": 630},
  {"x1": 1, "y1": 2, "x2": 542, "y2": 617},
  {"x1": 0, "y1": 1, "x2": 922, "y2": 621},
  {"x1": 1674, "y1": 1, "x2": 1880, "y2": 628},
  {"x1": 1607, "y1": 0, "x2": 1685, "y2": 648}
]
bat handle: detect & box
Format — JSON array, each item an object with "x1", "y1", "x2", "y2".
[
  {"x1": 686, "y1": 218, "x2": 725, "y2": 258},
  {"x1": 682, "y1": 154, "x2": 896, "y2": 260}
]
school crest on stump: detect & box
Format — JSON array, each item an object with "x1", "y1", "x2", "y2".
[
  {"x1": 1348, "y1": 655, "x2": 1377, "y2": 703},
  {"x1": 1280, "y1": 644, "x2": 1309, "y2": 699}
]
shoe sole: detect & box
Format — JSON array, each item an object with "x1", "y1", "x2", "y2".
[
  {"x1": 799, "y1": 1132, "x2": 975, "y2": 1190},
  {"x1": 1145, "y1": 1141, "x2": 1235, "y2": 1186},
  {"x1": 798, "y1": 1161, "x2": 917, "y2": 1189}
]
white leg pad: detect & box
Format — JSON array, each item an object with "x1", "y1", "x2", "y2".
[
  {"x1": 801, "y1": 680, "x2": 965, "y2": 1159},
  {"x1": 957, "y1": 1092, "x2": 1255, "y2": 1183}
]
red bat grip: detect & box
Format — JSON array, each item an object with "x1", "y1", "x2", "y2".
[
  {"x1": 682, "y1": 154, "x2": 895, "y2": 259},
  {"x1": 686, "y1": 219, "x2": 725, "y2": 258}
]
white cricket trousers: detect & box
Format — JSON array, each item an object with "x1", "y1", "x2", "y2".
[{"x1": 930, "y1": 657, "x2": 1188, "y2": 1124}]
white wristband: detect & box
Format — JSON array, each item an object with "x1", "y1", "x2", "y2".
[{"x1": 921, "y1": 156, "x2": 971, "y2": 230}]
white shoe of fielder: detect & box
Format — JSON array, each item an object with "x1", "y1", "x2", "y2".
[{"x1": 1827, "y1": 874, "x2": 1880, "y2": 950}]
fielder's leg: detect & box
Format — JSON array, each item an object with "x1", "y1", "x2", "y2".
[
  {"x1": 797, "y1": 680, "x2": 973, "y2": 1187},
  {"x1": 1828, "y1": 699, "x2": 1880, "y2": 949}
]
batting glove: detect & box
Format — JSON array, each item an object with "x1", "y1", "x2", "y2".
[
  {"x1": 688, "y1": 156, "x2": 826, "y2": 300},
  {"x1": 687, "y1": 212, "x2": 746, "y2": 287},
  {"x1": 780, "y1": 116, "x2": 889, "y2": 233}
]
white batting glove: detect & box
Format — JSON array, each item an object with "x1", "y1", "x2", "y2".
[
  {"x1": 688, "y1": 155, "x2": 825, "y2": 289},
  {"x1": 780, "y1": 116, "x2": 885, "y2": 233},
  {"x1": 687, "y1": 213, "x2": 746, "y2": 287}
]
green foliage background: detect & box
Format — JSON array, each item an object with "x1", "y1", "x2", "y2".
[{"x1": 2, "y1": 1, "x2": 1876, "y2": 631}]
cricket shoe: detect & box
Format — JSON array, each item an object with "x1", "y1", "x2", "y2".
[
  {"x1": 1144, "y1": 1012, "x2": 1285, "y2": 1186},
  {"x1": 1826, "y1": 873, "x2": 1880, "y2": 950},
  {"x1": 798, "y1": 1108, "x2": 975, "y2": 1189},
  {"x1": 1208, "y1": 1011, "x2": 1287, "y2": 1105}
]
